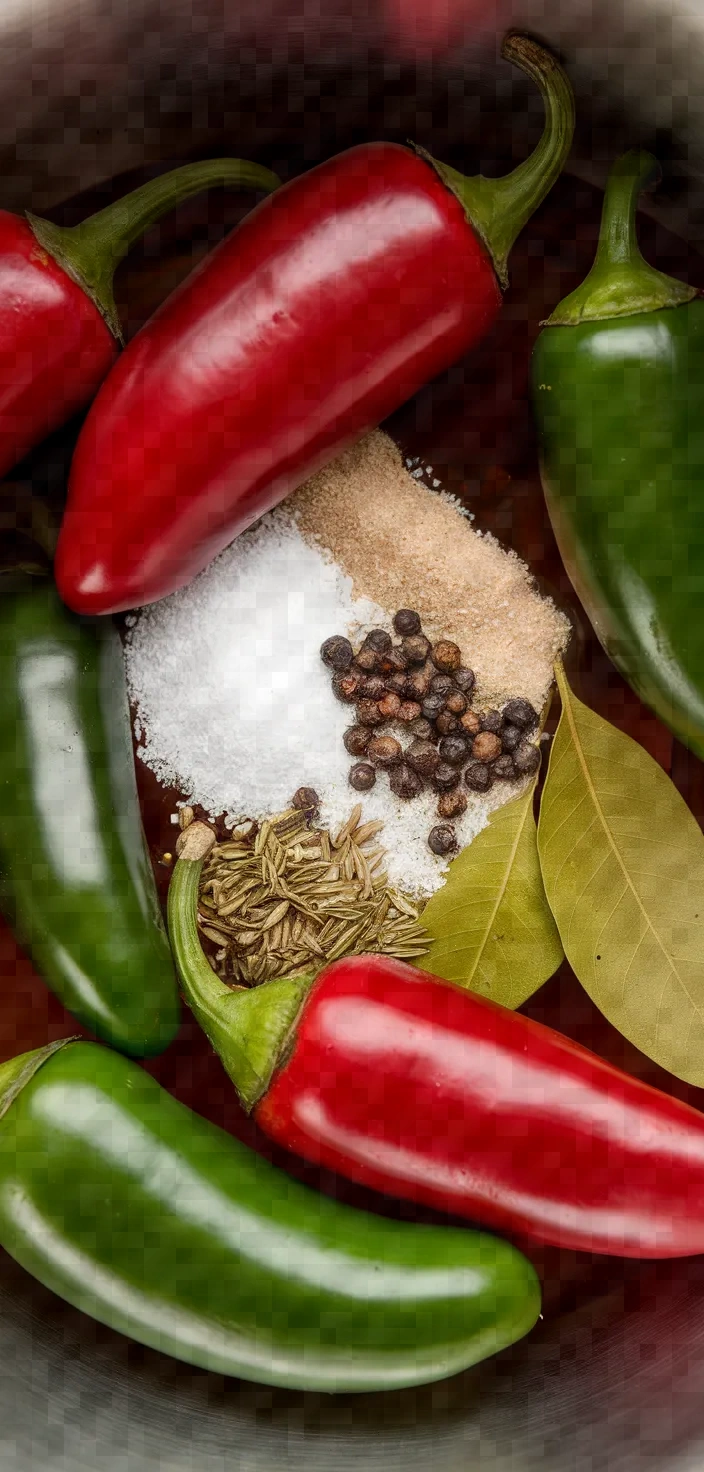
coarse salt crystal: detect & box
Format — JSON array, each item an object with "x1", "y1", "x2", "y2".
[{"x1": 126, "y1": 514, "x2": 381, "y2": 814}]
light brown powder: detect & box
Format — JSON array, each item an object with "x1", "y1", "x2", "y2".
[{"x1": 289, "y1": 430, "x2": 570, "y2": 712}]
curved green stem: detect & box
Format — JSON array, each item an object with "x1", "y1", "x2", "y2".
[
  {"x1": 419, "y1": 32, "x2": 575, "y2": 287},
  {"x1": 0, "y1": 1038, "x2": 78, "y2": 1121},
  {"x1": 546, "y1": 150, "x2": 697, "y2": 325},
  {"x1": 167, "y1": 832, "x2": 311, "y2": 1112},
  {"x1": 28, "y1": 158, "x2": 281, "y2": 343}
]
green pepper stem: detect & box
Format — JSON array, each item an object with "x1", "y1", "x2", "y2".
[
  {"x1": 0, "y1": 1038, "x2": 78, "y2": 1122},
  {"x1": 418, "y1": 33, "x2": 575, "y2": 288},
  {"x1": 595, "y1": 151, "x2": 661, "y2": 267},
  {"x1": 167, "y1": 842, "x2": 311, "y2": 1113},
  {"x1": 546, "y1": 150, "x2": 697, "y2": 325},
  {"x1": 28, "y1": 158, "x2": 281, "y2": 343}
]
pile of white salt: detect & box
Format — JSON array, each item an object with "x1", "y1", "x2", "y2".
[{"x1": 125, "y1": 431, "x2": 569, "y2": 897}]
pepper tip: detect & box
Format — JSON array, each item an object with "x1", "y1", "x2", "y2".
[{"x1": 175, "y1": 822, "x2": 217, "y2": 862}]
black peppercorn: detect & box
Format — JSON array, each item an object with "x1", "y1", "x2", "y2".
[
  {"x1": 378, "y1": 692, "x2": 403, "y2": 720},
  {"x1": 379, "y1": 647, "x2": 408, "y2": 677},
  {"x1": 454, "y1": 667, "x2": 475, "y2": 696},
  {"x1": 429, "y1": 672, "x2": 454, "y2": 698},
  {"x1": 472, "y1": 731, "x2": 502, "y2": 763},
  {"x1": 386, "y1": 672, "x2": 408, "y2": 697},
  {"x1": 460, "y1": 710, "x2": 482, "y2": 737},
  {"x1": 412, "y1": 717, "x2": 435, "y2": 741},
  {"x1": 513, "y1": 741, "x2": 541, "y2": 775},
  {"x1": 428, "y1": 824, "x2": 458, "y2": 857},
  {"x1": 358, "y1": 674, "x2": 387, "y2": 701},
  {"x1": 393, "y1": 609, "x2": 422, "y2": 637},
  {"x1": 402, "y1": 633, "x2": 432, "y2": 666},
  {"x1": 343, "y1": 726, "x2": 371, "y2": 757},
  {"x1": 481, "y1": 709, "x2": 504, "y2": 736},
  {"x1": 492, "y1": 754, "x2": 517, "y2": 781},
  {"x1": 432, "y1": 761, "x2": 460, "y2": 792},
  {"x1": 438, "y1": 734, "x2": 469, "y2": 767},
  {"x1": 431, "y1": 640, "x2": 462, "y2": 674},
  {"x1": 356, "y1": 699, "x2": 386, "y2": 727},
  {"x1": 502, "y1": 698, "x2": 539, "y2": 731},
  {"x1": 332, "y1": 671, "x2": 362, "y2": 703},
  {"x1": 354, "y1": 645, "x2": 379, "y2": 673},
  {"x1": 363, "y1": 628, "x2": 392, "y2": 654},
  {"x1": 292, "y1": 787, "x2": 320, "y2": 813},
  {"x1": 445, "y1": 690, "x2": 468, "y2": 716},
  {"x1": 397, "y1": 701, "x2": 422, "y2": 724},
  {"x1": 421, "y1": 694, "x2": 446, "y2": 722},
  {"x1": 390, "y1": 763, "x2": 423, "y2": 800},
  {"x1": 406, "y1": 739, "x2": 440, "y2": 780},
  {"x1": 437, "y1": 789, "x2": 468, "y2": 820},
  {"x1": 435, "y1": 711, "x2": 460, "y2": 736},
  {"x1": 349, "y1": 762, "x2": 376, "y2": 792},
  {"x1": 464, "y1": 761, "x2": 493, "y2": 793},
  {"x1": 404, "y1": 668, "x2": 432, "y2": 701},
  {"x1": 500, "y1": 723, "x2": 522, "y2": 753},
  {"x1": 367, "y1": 734, "x2": 403, "y2": 768},
  {"x1": 320, "y1": 635, "x2": 354, "y2": 671}
]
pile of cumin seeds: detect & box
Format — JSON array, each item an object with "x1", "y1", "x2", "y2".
[{"x1": 197, "y1": 805, "x2": 429, "y2": 986}]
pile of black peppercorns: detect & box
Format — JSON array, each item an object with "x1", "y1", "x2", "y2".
[{"x1": 320, "y1": 610, "x2": 540, "y2": 857}]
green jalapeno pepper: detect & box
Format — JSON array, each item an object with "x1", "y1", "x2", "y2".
[
  {"x1": 0, "y1": 1038, "x2": 541, "y2": 1391},
  {"x1": 0, "y1": 583, "x2": 179, "y2": 1054},
  {"x1": 532, "y1": 150, "x2": 704, "y2": 756}
]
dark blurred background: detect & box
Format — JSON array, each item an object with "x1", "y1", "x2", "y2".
[{"x1": 0, "y1": 0, "x2": 702, "y2": 229}]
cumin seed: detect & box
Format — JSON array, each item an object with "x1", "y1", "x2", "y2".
[{"x1": 198, "y1": 802, "x2": 429, "y2": 985}]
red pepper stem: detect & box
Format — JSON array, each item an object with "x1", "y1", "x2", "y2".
[
  {"x1": 27, "y1": 159, "x2": 281, "y2": 344},
  {"x1": 419, "y1": 33, "x2": 575, "y2": 288},
  {"x1": 167, "y1": 841, "x2": 311, "y2": 1112},
  {"x1": 545, "y1": 150, "x2": 698, "y2": 325}
]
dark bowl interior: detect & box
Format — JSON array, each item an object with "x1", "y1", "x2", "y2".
[{"x1": 2, "y1": 27, "x2": 704, "y2": 1469}]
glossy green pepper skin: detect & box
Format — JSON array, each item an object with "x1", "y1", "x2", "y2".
[
  {"x1": 532, "y1": 151, "x2": 704, "y2": 755},
  {"x1": 0, "y1": 584, "x2": 179, "y2": 1054},
  {"x1": 0, "y1": 1040, "x2": 541, "y2": 1391}
]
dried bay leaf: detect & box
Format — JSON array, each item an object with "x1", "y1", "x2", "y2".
[
  {"x1": 418, "y1": 771, "x2": 563, "y2": 1007},
  {"x1": 538, "y1": 660, "x2": 704, "y2": 1085}
]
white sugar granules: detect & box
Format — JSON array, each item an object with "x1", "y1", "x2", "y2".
[{"x1": 125, "y1": 513, "x2": 513, "y2": 896}]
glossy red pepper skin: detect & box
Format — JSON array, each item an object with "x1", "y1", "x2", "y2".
[
  {"x1": 0, "y1": 213, "x2": 116, "y2": 476},
  {"x1": 255, "y1": 955, "x2": 704, "y2": 1259},
  {"x1": 0, "y1": 162, "x2": 280, "y2": 483},
  {"x1": 56, "y1": 143, "x2": 501, "y2": 615}
]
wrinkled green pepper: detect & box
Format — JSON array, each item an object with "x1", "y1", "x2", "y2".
[
  {"x1": 0, "y1": 1038, "x2": 541, "y2": 1391},
  {"x1": 0, "y1": 583, "x2": 179, "y2": 1054},
  {"x1": 532, "y1": 150, "x2": 704, "y2": 756}
]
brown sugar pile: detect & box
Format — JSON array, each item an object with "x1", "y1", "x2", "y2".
[{"x1": 289, "y1": 430, "x2": 570, "y2": 712}]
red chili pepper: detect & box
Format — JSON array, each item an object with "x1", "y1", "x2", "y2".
[
  {"x1": 0, "y1": 160, "x2": 279, "y2": 480},
  {"x1": 56, "y1": 33, "x2": 574, "y2": 616},
  {"x1": 168, "y1": 842, "x2": 704, "y2": 1259}
]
